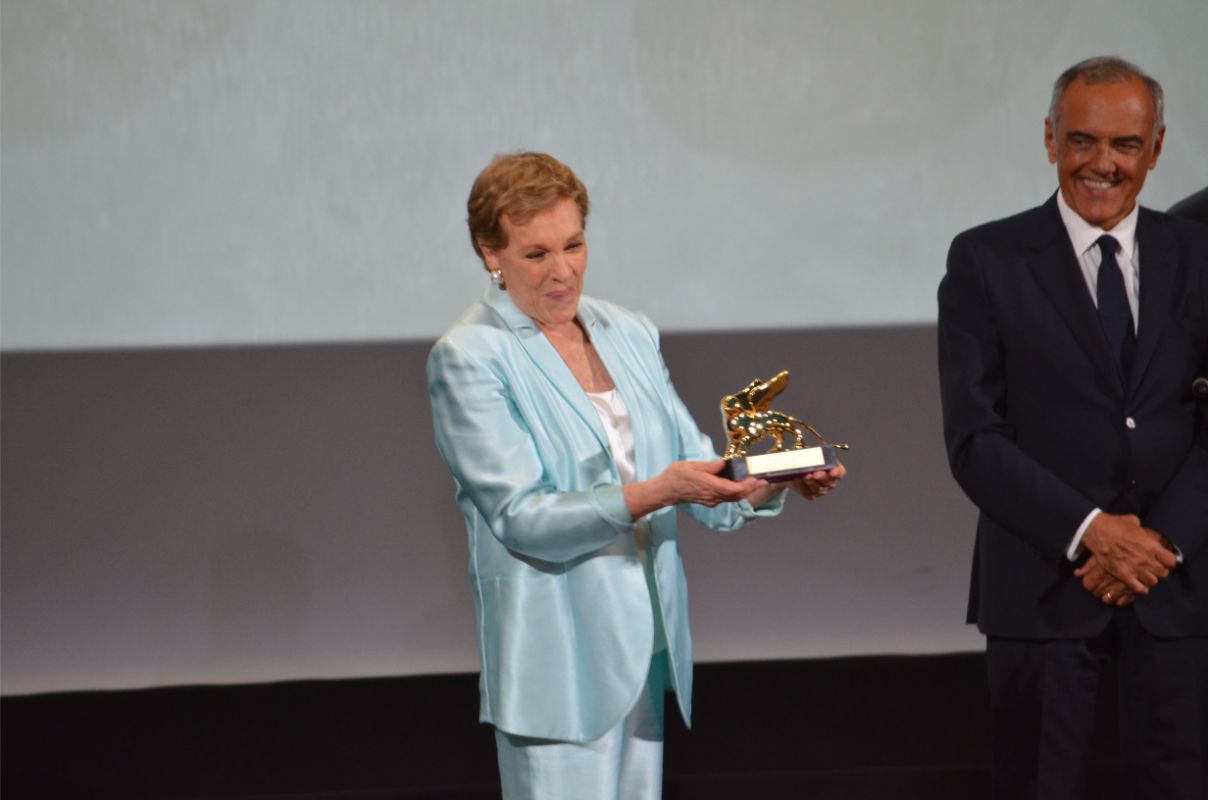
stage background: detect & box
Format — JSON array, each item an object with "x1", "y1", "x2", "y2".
[{"x1": 4, "y1": 0, "x2": 1207, "y2": 697}]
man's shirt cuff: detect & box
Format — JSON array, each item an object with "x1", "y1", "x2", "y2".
[
  {"x1": 1067, "y1": 508, "x2": 1101, "y2": 561},
  {"x1": 1065, "y1": 509, "x2": 1186, "y2": 564}
]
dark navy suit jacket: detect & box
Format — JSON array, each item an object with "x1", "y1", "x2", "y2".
[{"x1": 938, "y1": 195, "x2": 1208, "y2": 640}]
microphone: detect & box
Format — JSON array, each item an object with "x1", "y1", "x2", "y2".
[{"x1": 1194, "y1": 376, "x2": 1208, "y2": 401}]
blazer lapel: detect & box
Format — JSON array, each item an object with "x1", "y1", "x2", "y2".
[
  {"x1": 1026, "y1": 198, "x2": 1123, "y2": 392},
  {"x1": 1128, "y1": 209, "x2": 1178, "y2": 396},
  {"x1": 580, "y1": 301, "x2": 657, "y2": 482},
  {"x1": 482, "y1": 286, "x2": 611, "y2": 456}
]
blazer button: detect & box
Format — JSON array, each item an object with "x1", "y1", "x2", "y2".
[{"x1": 1124, "y1": 416, "x2": 1136, "y2": 429}]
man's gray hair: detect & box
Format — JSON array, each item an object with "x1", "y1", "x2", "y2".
[{"x1": 1049, "y1": 56, "x2": 1165, "y2": 134}]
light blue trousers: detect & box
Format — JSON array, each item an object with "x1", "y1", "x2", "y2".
[{"x1": 495, "y1": 653, "x2": 669, "y2": 800}]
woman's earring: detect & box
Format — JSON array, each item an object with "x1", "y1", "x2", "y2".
[{"x1": 489, "y1": 269, "x2": 503, "y2": 285}]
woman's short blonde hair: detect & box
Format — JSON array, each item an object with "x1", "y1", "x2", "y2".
[{"x1": 467, "y1": 152, "x2": 590, "y2": 263}]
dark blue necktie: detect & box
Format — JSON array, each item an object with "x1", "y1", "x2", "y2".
[{"x1": 1095, "y1": 234, "x2": 1135, "y2": 377}]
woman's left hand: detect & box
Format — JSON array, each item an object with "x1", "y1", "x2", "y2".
[
  {"x1": 786, "y1": 462, "x2": 846, "y2": 501},
  {"x1": 742, "y1": 462, "x2": 845, "y2": 508}
]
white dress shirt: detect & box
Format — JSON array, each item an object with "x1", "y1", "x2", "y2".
[{"x1": 1055, "y1": 192, "x2": 1141, "y2": 560}]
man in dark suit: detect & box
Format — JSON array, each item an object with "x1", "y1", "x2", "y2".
[
  {"x1": 1169, "y1": 186, "x2": 1208, "y2": 225},
  {"x1": 938, "y1": 56, "x2": 1208, "y2": 799}
]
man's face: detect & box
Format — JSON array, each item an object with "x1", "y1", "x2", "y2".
[{"x1": 1044, "y1": 76, "x2": 1164, "y2": 231}]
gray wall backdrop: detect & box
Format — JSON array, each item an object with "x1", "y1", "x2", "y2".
[
  {"x1": 2, "y1": 1, "x2": 1205, "y2": 695},
  {"x1": 2, "y1": 327, "x2": 980, "y2": 696}
]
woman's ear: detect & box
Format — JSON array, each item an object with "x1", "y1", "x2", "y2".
[{"x1": 480, "y1": 244, "x2": 500, "y2": 272}]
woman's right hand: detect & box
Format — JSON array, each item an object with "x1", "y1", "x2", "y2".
[{"x1": 624, "y1": 459, "x2": 766, "y2": 519}]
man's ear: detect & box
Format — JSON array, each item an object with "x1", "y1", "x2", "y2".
[
  {"x1": 1044, "y1": 116, "x2": 1058, "y2": 165},
  {"x1": 1149, "y1": 125, "x2": 1166, "y2": 170}
]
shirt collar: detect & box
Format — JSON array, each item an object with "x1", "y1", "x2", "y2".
[{"x1": 1056, "y1": 189, "x2": 1139, "y2": 261}]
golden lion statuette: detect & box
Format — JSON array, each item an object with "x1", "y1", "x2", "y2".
[{"x1": 719, "y1": 370, "x2": 848, "y2": 481}]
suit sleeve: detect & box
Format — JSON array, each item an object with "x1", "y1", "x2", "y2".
[
  {"x1": 1145, "y1": 247, "x2": 1208, "y2": 559},
  {"x1": 427, "y1": 336, "x2": 633, "y2": 564},
  {"x1": 938, "y1": 233, "x2": 1097, "y2": 563},
  {"x1": 1147, "y1": 430, "x2": 1208, "y2": 560}
]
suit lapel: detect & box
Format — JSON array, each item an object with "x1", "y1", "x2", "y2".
[
  {"x1": 1026, "y1": 198, "x2": 1123, "y2": 392},
  {"x1": 482, "y1": 286, "x2": 611, "y2": 455},
  {"x1": 1129, "y1": 209, "x2": 1178, "y2": 396}
]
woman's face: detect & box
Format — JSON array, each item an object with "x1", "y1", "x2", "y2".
[{"x1": 482, "y1": 197, "x2": 587, "y2": 332}]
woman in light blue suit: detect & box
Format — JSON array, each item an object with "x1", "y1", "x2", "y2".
[{"x1": 428, "y1": 153, "x2": 844, "y2": 799}]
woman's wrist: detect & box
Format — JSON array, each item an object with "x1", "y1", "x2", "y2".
[
  {"x1": 623, "y1": 475, "x2": 671, "y2": 520},
  {"x1": 745, "y1": 482, "x2": 785, "y2": 509}
]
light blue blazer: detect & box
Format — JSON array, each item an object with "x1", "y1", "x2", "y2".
[{"x1": 427, "y1": 285, "x2": 783, "y2": 742}]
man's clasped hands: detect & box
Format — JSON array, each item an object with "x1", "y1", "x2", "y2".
[{"x1": 1075, "y1": 512, "x2": 1180, "y2": 607}]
